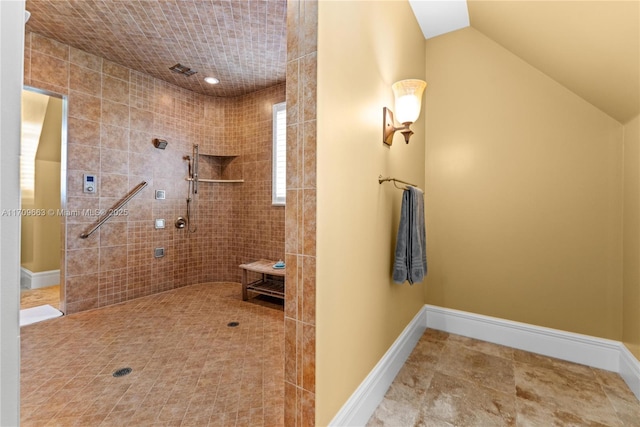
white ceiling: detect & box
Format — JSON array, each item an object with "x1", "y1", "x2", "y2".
[{"x1": 410, "y1": 0, "x2": 640, "y2": 124}]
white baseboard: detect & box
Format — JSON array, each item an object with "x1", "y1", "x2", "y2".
[
  {"x1": 424, "y1": 305, "x2": 622, "y2": 372},
  {"x1": 329, "y1": 304, "x2": 640, "y2": 426},
  {"x1": 328, "y1": 306, "x2": 427, "y2": 427},
  {"x1": 619, "y1": 344, "x2": 640, "y2": 399},
  {"x1": 425, "y1": 304, "x2": 640, "y2": 401},
  {"x1": 20, "y1": 268, "x2": 60, "y2": 289}
]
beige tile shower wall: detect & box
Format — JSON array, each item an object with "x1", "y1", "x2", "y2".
[
  {"x1": 199, "y1": 84, "x2": 285, "y2": 282},
  {"x1": 25, "y1": 33, "x2": 284, "y2": 313},
  {"x1": 237, "y1": 85, "x2": 286, "y2": 276},
  {"x1": 26, "y1": 32, "x2": 197, "y2": 313},
  {"x1": 285, "y1": 0, "x2": 318, "y2": 425}
]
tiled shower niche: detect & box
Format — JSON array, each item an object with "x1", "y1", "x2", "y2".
[{"x1": 195, "y1": 154, "x2": 244, "y2": 182}]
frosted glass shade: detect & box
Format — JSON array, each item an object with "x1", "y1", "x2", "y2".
[{"x1": 392, "y1": 79, "x2": 427, "y2": 123}]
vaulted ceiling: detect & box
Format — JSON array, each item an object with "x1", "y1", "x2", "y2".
[
  {"x1": 25, "y1": 0, "x2": 287, "y2": 98},
  {"x1": 411, "y1": 0, "x2": 640, "y2": 124},
  {"x1": 469, "y1": 0, "x2": 639, "y2": 124}
]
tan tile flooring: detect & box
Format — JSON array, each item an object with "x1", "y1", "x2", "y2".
[
  {"x1": 20, "y1": 284, "x2": 61, "y2": 310},
  {"x1": 21, "y1": 284, "x2": 640, "y2": 427},
  {"x1": 368, "y1": 329, "x2": 640, "y2": 426},
  {"x1": 20, "y1": 282, "x2": 284, "y2": 426}
]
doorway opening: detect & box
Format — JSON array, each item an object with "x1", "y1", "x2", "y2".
[{"x1": 19, "y1": 86, "x2": 66, "y2": 326}]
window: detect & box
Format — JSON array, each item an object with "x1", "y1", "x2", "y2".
[{"x1": 272, "y1": 102, "x2": 286, "y2": 206}]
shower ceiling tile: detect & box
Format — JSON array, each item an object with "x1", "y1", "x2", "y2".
[{"x1": 25, "y1": 0, "x2": 287, "y2": 97}]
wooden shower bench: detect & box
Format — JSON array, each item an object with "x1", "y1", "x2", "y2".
[{"x1": 239, "y1": 259, "x2": 285, "y2": 301}]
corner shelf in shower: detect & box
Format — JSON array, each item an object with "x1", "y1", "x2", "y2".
[{"x1": 189, "y1": 153, "x2": 243, "y2": 182}]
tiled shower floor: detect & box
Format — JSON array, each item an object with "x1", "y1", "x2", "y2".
[{"x1": 20, "y1": 282, "x2": 284, "y2": 426}]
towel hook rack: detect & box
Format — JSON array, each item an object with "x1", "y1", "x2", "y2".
[{"x1": 378, "y1": 175, "x2": 417, "y2": 190}]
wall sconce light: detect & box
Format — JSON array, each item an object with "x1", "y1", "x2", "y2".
[{"x1": 383, "y1": 79, "x2": 427, "y2": 145}]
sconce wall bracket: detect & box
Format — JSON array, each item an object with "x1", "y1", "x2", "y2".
[
  {"x1": 383, "y1": 107, "x2": 413, "y2": 145},
  {"x1": 383, "y1": 107, "x2": 395, "y2": 146}
]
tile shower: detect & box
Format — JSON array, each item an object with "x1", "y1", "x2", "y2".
[
  {"x1": 24, "y1": 32, "x2": 285, "y2": 314},
  {"x1": 25, "y1": 0, "x2": 319, "y2": 421}
]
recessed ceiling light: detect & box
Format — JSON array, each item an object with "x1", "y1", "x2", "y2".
[{"x1": 204, "y1": 77, "x2": 220, "y2": 85}]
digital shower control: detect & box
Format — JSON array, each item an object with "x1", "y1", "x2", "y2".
[{"x1": 83, "y1": 174, "x2": 97, "y2": 194}]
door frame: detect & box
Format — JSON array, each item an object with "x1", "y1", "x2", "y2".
[{"x1": 21, "y1": 86, "x2": 68, "y2": 311}]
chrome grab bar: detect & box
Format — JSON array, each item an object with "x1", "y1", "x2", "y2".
[{"x1": 80, "y1": 181, "x2": 148, "y2": 239}]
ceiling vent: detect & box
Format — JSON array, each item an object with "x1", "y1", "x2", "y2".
[{"x1": 169, "y1": 63, "x2": 197, "y2": 76}]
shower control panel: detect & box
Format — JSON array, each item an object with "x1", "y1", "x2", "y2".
[{"x1": 83, "y1": 174, "x2": 97, "y2": 194}]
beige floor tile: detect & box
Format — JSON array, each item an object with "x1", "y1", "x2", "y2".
[
  {"x1": 420, "y1": 371, "x2": 517, "y2": 426},
  {"x1": 368, "y1": 329, "x2": 640, "y2": 427},
  {"x1": 514, "y1": 361, "x2": 621, "y2": 426},
  {"x1": 20, "y1": 283, "x2": 284, "y2": 427},
  {"x1": 22, "y1": 286, "x2": 640, "y2": 427},
  {"x1": 437, "y1": 341, "x2": 515, "y2": 395},
  {"x1": 21, "y1": 284, "x2": 60, "y2": 310}
]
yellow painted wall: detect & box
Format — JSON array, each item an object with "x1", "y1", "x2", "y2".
[
  {"x1": 424, "y1": 27, "x2": 624, "y2": 340},
  {"x1": 21, "y1": 205, "x2": 34, "y2": 268},
  {"x1": 32, "y1": 159, "x2": 61, "y2": 271},
  {"x1": 623, "y1": 114, "x2": 640, "y2": 359},
  {"x1": 316, "y1": 1, "x2": 426, "y2": 424}
]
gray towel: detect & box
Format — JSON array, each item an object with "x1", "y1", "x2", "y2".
[{"x1": 392, "y1": 186, "x2": 427, "y2": 285}]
